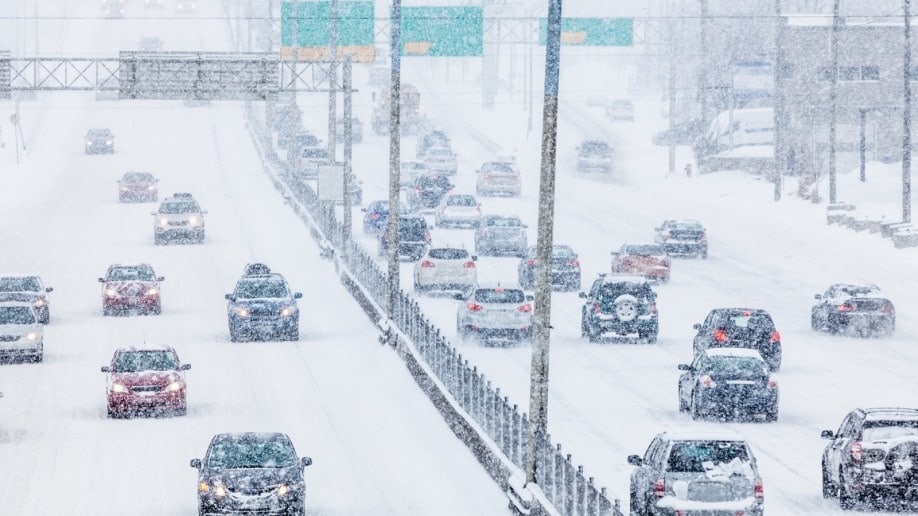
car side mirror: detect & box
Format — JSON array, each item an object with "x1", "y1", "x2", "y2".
[
  {"x1": 190, "y1": 458, "x2": 202, "y2": 469},
  {"x1": 677, "y1": 364, "x2": 691, "y2": 371},
  {"x1": 627, "y1": 455, "x2": 642, "y2": 466},
  {"x1": 181, "y1": 364, "x2": 191, "y2": 371},
  {"x1": 301, "y1": 456, "x2": 313, "y2": 467},
  {"x1": 814, "y1": 294, "x2": 822, "y2": 300},
  {"x1": 224, "y1": 294, "x2": 234, "y2": 301},
  {"x1": 821, "y1": 430, "x2": 835, "y2": 439},
  {"x1": 578, "y1": 292, "x2": 587, "y2": 299},
  {"x1": 526, "y1": 295, "x2": 534, "y2": 301},
  {"x1": 150, "y1": 211, "x2": 157, "y2": 216},
  {"x1": 46, "y1": 287, "x2": 54, "y2": 293},
  {"x1": 294, "y1": 292, "x2": 303, "y2": 299},
  {"x1": 692, "y1": 323, "x2": 702, "y2": 330},
  {"x1": 98, "y1": 278, "x2": 106, "y2": 283},
  {"x1": 101, "y1": 366, "x2": 110, "y2": 373},
  {"x1": 471, "y1": 256, "x2": 478, "y2": 261},
  {"x1": 453, "y1": 291, "x2": 468, "y2": 301},
  {"x1": 157, "y1": 276, "x2": 165, "y2": 282}
]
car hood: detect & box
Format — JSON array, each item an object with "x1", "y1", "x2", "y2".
[
  {"x1": 111, "y1": 370, "x2": 182, "y2": 387},
  {"x1": 105, "y1": 281, "x2": 157, "y2": 295},
  {"x1": 205, "y1": 466, "x2": 302, "y2": 494},
  {"x1": 0, "y1": 322, "x2": 41, "y2": 335},
  {"x1": 0, "y1": 292, "x2": 40, "y2": 303}
]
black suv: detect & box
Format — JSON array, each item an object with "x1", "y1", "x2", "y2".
[
  {"x1": 406, "y1": 174, "x2": 454, "y2": 211},
  {"x1": 190, "y1": 432, "x2": 312, "y2": 516},
  {"x1": 85, "y1": 128, "x2": 115, "y2": 154},
  {"x1": 225, "y1": 264, "x2": 302, "y2": 341},
  {"x1": 821, "y1": 407, "x2": 918, "y2": 509},
  {"x1": 811, "y1": 283, "x2": 896, "y2": 337},
  {"x1": 579, "y1": 274, "x2": 658, "y2": 343},
  {"x1": 377, "y1": 215, "x2": 430, "y2": 261},
  {"x1": 654, "y1": 219, "x2": 708, "y2": 258},
  {"x1": 692, "y1": 308, "x2": 782, "y2": 371}
]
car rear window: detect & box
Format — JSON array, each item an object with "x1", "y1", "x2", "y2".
[
  {"x1": 624, "y1": 244, "x2": 665, "y2": 256},
  {"x1": 207, "y1": 439, "x2": 298, "y2": 469},
  {"x1": 300, "y1": 147, "x2": 328, "y2": 159},
  {"x1": 447, "y1": 196, "x2": 477, "y2": 207},
  {"x1": 0, "y1": 277, "x2": 41, "y2": 292},
  {"x1": 707, "y1": 356, "x2": 766, "y2": 373},
  {"x1": 418, "y1": 176, "x2": 451, "y2": 188},
  {"x1": 582, "y1": 141, "x2": 609, "y2": 154},
  {"x1": 428, "y1": 148, "x2": 453, "y2": 157},
  {"x1": 485, "y1": 217, "x2": 522, "y2": 227},
  {"x1": 667, "y1": 441, "x2": 749, "y2": 472},
  {"x1": 718, "y1": 312, "x2": 774, "y2": 332},
  {"x1": 123, "y1": 172, "x2": 154, "y2": 182},
  {"x1": 114, "y1": 351, "x2": 177, "y2": 372},
  {"x1": 862, "y1": 420, "x2": 918, "y2": 441},
  {"x1": 599, "y1": 283, "x2": 653, "y2": 301},
  {"x1": 399, "y1": 218, "x2": 427, "y2": 239},
  {"x1": 483, "y1": 163, "x2": 514, "y2": 174},
  {"x1": 428, "y1": 248, "x2": 468, "y2": 260},
  {"x1": 474, "y1": 289, "x2": 525, "y2": 304},
  {"x1": 0, "y1": 306, "x2": 36, "y2": 324}
]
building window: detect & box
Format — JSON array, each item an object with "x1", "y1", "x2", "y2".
[
  {"x1": 817, "y1": 65, "x2": 879, "y2": 82},
  {"x1": 861, "y1": 66, "x2": 879, "y2": 81}
]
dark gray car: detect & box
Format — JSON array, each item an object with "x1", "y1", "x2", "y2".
[{"x1": 474, "y1": 215, "x2": 528, "y2": 257}]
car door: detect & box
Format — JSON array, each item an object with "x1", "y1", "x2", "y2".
[
  {"x1": 825, "y1": 413, "x2": 856, "y2": 482},
  {"x1": 693, "y1": 311, "x2": 717, "y2": 353},
  {"x1": 632, "y1": 435, "x2": 665, "y2": 508},
  {"x1": 815, "y1": 286, "x2": 834, "y2": 325},
  {"x1": 678, "y1": 355, "x2": 702, "y2": 405}
]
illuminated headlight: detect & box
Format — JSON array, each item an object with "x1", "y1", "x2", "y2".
[
  {"x1": 165, "y1": 380, "x2": 184, "y2": 392},
  {"x1": 34, "y1": 299, "x2": 46, "y2": 307},
  {"x1": 85, "y1": 141, "x2": 92, "y2": 145},
  {"x1": 105, "y1": 140, "x2": 112, "y2": 145},
  {"x1": 234, "y1": 307, "x2": 250, "y2": 317},
  {"x1": 188, "y1": 216, "x2": 199, "y2": 225},
  {"x1": 111, "y1": 382, "x2": 128, "y2": 393},
  {"x1": 120, "y1": 187, "x2": 129, "y2": 192},
  {"x1": 145, "y1": 288, "x2": 159, "y2": 296},
  {"x1": 280, "y1": 306, "x2": 297, "y2": 317},
  {"x1": 277, "y1": 484, "x2": 289, "y2": 496},
  {"x1": 25, "y1": 332, "x2": 39, "y2": 341},
  {"x1": 214, "y1": 484, "x2": 226, "y2": 498},
  {"x1": 159, "y1": 217, "x2": 169, "y2": 226},
  {"x1": 105, "y1": 288, "x2": 118, "y2": 298},
  {"x1": 146, "y1": 185, "x2": 156, "y2": 191},
  {"x1": 198, "y1": 481, "x2": 209, "y2": 493}
]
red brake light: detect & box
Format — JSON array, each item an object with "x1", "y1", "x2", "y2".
[
  {"x1": 592, "y1": 302, "x2": 600, "y2": 314},
  {"x1": 754, "y1": 479, "x2": 764, "y2": 500},
  {"x1": 770, "y1": 330, "x2": 781, "y2": 343},
  {"x1": 650, "y1": 301, "x2": 658, "y2": 315},
  {"x1": 850, "y1": 441, "x2": 863, "y2": 462},
  {"x1": 517, "y1": 304, "x2": 532, "y2": 313},
  {"x1": 526, "y1": 259, "x2": 536, "y2": 266},
  {"x1": 463, "y1": 261, "x2": 476, "y2": 268},
  {"x1": 368, "y1": 213, "x2": 381, "y2": 220},
  {"x1": 414, "y1": 188, "x2": 420, "y2": 194},
  {"x1": 714, "y1": 328, "x2": 728, "y2": 342},
  {"x1": 654, "y1": 478, "x2": 665, "y2": 498},
  {"x1": 741, "y1": 310, "x2": 752, "y2": 316},
  {"x1": 466, "y1": 303, "x2": 483, "y2": 312},
  {"x1": 882, "y1": 303, "x2": 895, "y2": 313},
  {"x1": 700, "y1": 375, "x2": 715, "y2": 388},
  {"x1": 767, "y1": 379, "x2": 778, "y2": 389},
  {"x1": 420, "y1": 260, "x2": 434, "y2": 268},
  {"x1": 568, "y1": 259, "x2": 580, "y2": 267},
  {"x1": 838, "y1": 303, "x2": 855, "y2": 312}
]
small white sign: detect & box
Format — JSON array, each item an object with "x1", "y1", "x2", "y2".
[{"x1": 317, "y1": 163, "x2": 345, "y2": 202}]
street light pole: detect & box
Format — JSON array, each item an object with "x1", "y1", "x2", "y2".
[
  {"x1": 773, "y1": 0, "x2": 785, "y2": 201},
  {"x1": 829, "y1": 0, "x2": 839, "y2": 204},
  {"x1": 904, "y1": 0, "x2": 913, "y2": 223},
  {"x1": 328, "y1": 0, "x2": 339, "y2": 160},
  {"x1": 385, "y1": 0, "x2": 403, "y2": 332}
]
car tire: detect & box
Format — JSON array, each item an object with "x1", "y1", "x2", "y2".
[
  {"x1": 838, "y1": 475, "x2": 859, "y2": 510},
  {"x1": 678, "y1": 392, "x2": 689, "y2": 412},
  {"x1": 102, "y1": 307, "x2": 112, "y2": 317},
  {"x1": 154, "y1": 234, "x2": 163, "y2": 245},
  {"x1": 150, "y1": 305, "x2": 162, "y2": 316},
  {"x1": 31, "y1": 351, "x2": 43, "y2": 363},
  {"x1": 764, "y1": 404, "x2": 778, "y2": 422},
  {"x1": 629, "y1": 489, "x2": 644, "y2": 516},
  {"x1": 586, "y1": 324, "x2": 600, "y2": 343},
  {"x1": 691, "y1": 391, "x2": 704, "y2": 420},
  {"x1": 229, "y1": 327, "x2": 241, "y2": 342},
  {"x1": 286, "y1": 328, "x2": 299, "y2": 341},
  {"x1": 174, "y1": 405, "x2": 187, "y2": 417},
  {"x1": 811, "y1": 312, "x2": 820, "y2": 331},
  {"x1": 822, "y1": 462, "x2": 835, "y2": 498}
]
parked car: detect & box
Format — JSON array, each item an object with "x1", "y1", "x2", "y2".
[
  {"x1": 435, "y1": 194, "x2": 481, "y2": 228},
  {"x1": 476, "y1": 160, "x2": 521, "y2": 197},
  {"x1": 821, "y1": 407, "x2": 918, "y2": 509},
  {"x1": 190, "y1": 432, "x2": 313, "y2": 515},
  {"x1": 85, "y1": 128, "x2": 115, "y2": 154},
  {"x1": 336, "y1": 116, "x2": 363, "y2": 143},
  {"x1": 474, "y1": 215, "x2": 527, "y2": 257},
  {"x1": 654, "y1": 219, "x2": 708, "y2": 258},
  {"x1": 422, "y1": 146, "x2": 459, "y2": 175},
  {"x1": 678, "y1": 348, "x2": 778, "y2": 422},
  {"x1": 628, "y1": 431, "x2": 765, "y2": 516},
  {"x1": 580, "y1": 273, "x2": 658, "y2": 343},
  {"x1": 413, "y1": 246, "x2": 477, "y2": 296},
  {"x1": 692, "y1": 308, "x2": 782, "y2": 371},
  {"x1": 0, "y1": 302, "x2": 43, "y2": 363},
  {"x1": 610, "y1": 243, "x2": 671, "y2": 283},
  {"x1": 576, "y1": 140, "x2": 613, "y2": 173},
  {"x1": 294, "y1": 146, "x2": 329, "y2": 179},
  {"x1": 99, "y1": 264, "x2": 164, "y2": 316},
  {"x1": 605, "y1": 99, "x2": 635, "y2": 121},
  {"x1": 225, "y1": 265, "x2": 301, "y2": 342},
  {"x1": 457, "y1": 286, "x2": 533, "y2": 345},
  {"x1": 377, "y1": 215, "x2": 430, "y2": 261},
  {"x1": 652, "y1": 119, "x2": 705, "y2": 146},
  {"x1": 517, "y1": 245, "x2": 581, "y2": 291},
  {"x1": 811, "y1": 283, "x2": 895, "y2": 337},
  {"x1": 406, "y1": 174, "x2": 454, "y2": 212},
  {"x1": 118, "y1": 171, "x2": 159, "y2": 203},
  {"x1": 101, "y1": 346, "x2": 190, "y2": 418},
  {"x1": 152, "y1": 193, "x2": 207, "y2": 244},
  {"x1": 416, "y1": 129, "x2": 451, "y2": 159},
  {"x1": 0, "y1": 274, "x2": 53, "y2": 324},
  {"x1": 362, "y1": 200, "x2": 409, "y2": 236},
  {"x1": 176, "y1": 1, "x2": 197, "y2": 14}
]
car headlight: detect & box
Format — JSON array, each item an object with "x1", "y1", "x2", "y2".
[
  {"x1": 25, "y1": 332, "x2": 39, "y2": 341},
  {"x1": 198, "y1": 481, "x2": 209, "y2": 493},
  {"x1": 214, "y1": 484, "x2": 226, "y2": 498},
  {"x1": 111, "y1": 382, "x2": 128, "y2": 393},
  {"x1": 159, "y1": 217, "x2": 169, "y2": 226},
  {"x1": 105, "y1": 288, "x2": 118, "y2": 298},
  {"x1": 146, "y1": 185, "x2": 156, "y2": 191},
  {"x1": 34, "y1": 299, "x2": 46, "y2": 307},
  {"x1": 145, "y1": 288, "x2": 159, "y2": 296},
  {"x1": 120, "y1": 187, "x2": 129, "y2": 192},
  {"x1": 280, "y1": 306, "x2": 297, "y2": 317},
  {"x1": 277, "y1": 484, "x2": 289, "y2": 496},
  {"x1": 234, "y1": 307, "x2": 250, "y2": 317},
  {"x1": 165, "y1": 380, "x2": 184, "y2": 392},
  {"x1": 105, "y1": 140, "x2": 112, "y2": 145},
  {"x1": 188, "y1": 216, "x2": 198, "y2": 225},
  {"x1": 85, "y1": 141, "x2": 92, "y2": 145}
]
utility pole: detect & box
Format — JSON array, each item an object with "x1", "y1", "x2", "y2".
[
  {"x1": 700, "y1": 0, "x2": 709, "y2": 132},
  {"x1": 859, "y1": 108, "x2": 867, "y2": 182},
  {"x1": 328, "y1": 0, "x2": 339, "y2": 160},
  {"x1": 773, "y1": 0, "x2": 785, "y2": 201},
  {"x1": 386, "y1": 0, "x2": 403, "y2": 333},
  {"x1": 904, "y1": 0, "x2": 913, "y2": 223},
  {"x1": 526, "y1": 0, "x2": 562, "y2": 487},
  {"x1": 667, "y1": 0, "x2": 676, "y2": 176},
  {"x1": 829, "y1": 0, "x2": 839, "y2": 204},
  {"x1": 342, "y1": 56, "x2": 353, "y2": 244}
]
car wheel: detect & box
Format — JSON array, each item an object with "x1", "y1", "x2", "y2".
[
  {"x1": 150, "y1": 305, "x2": 162, "y2": 316},
  {"x1": 764, "y1": 404, "x2": 778, "y2": 422},
  {"x1": 102, "y1": 307, "x2": 112, "y2": 316},
  {"x1": 287, "y1": 328, "x2": 299, "y2": 341},
  {"x1": 811, "y1": 312, "x2": 820, "y2": 331},
  {"x1": 107, "y1": 407, "x2": 118, "y2": 419},
  {"x1": 838, "y1": 474, "x2": 859, "y2": 509},
  {"x1": 822, "y1": 462, "x2": 835, "y2": 498},
  {"x1": 31, "y1": 352, "x2": 44, "y2": 364},
  {"x1": 678, "y1": 391, "x2": 689, "y2": 412},
  {"x1": 586, "y1": 323, "x2": 600, "y2": 343},
  {"x1": 690, "y1": 391, "x2": 704, "y2": 420},
  {"x1": 174, "y1": 405, "x2": 187, "y2": 417},
  {"x1": 229, "y1": 327, "x2": 241, "y2": 342},
  {"x1": 629, "y1": 489, "x2": 644, "y2": 516}
]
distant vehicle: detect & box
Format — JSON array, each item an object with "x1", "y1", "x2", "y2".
[
  {"x1": 605, "y1": 99, "x2": 635, "y2": 121},
  {"x1": 377, "y1": 214, "x2": 430, "y2": 261},
  {"x1": 190, "y1": 432, "x2": 313, "y2": 516},
  {"x1": 118, "y1": 171, "x2": 158, "y2": 203},
  {"x1": 576, "y1": 140, "x2": 613, "y2": 173},
  {"x1": 0, "y1": 275, "x2": 53, "y2": 324},
  {"x1": 476, "y1": 160, "x2": 521, "y2": 197},
  {"x1": 295, "y1": 146, "x2": 329, "y2": 179},
  {"x1": 0, "y1": 302, "x2": 43, "y2": 363},
  {"x1": 176, "y1": 1, "x2": 197, "y2": 14},
  {"x1": 101, "y1": 0, "x2": 126, "y2": 17},
  {"x1": 694, "y1": 108, "x2": 774, "y2": 173},
  {"x1": 101, "y1": 346, "x2": 190, "y2": 418},
  {"x1": 652, "y1": 119, "x2": 705, "y2": 146},
  {"x1": 152, "y1": 193, "x2": 207, "y2": 244},
  {"x1": 517, "y1": 245, "x2": 580, "y2": 291},
  {"x1": 457, "y1": 286, "x2": 533, "y2": 345},
  {"x1": 435, "y1": 194, "x2": 481, "y2": 228},
  {"x1": 422, "y1": 146, "x2": 458, "y2": 176},
  {"x1": 692, "y1": 308, "x2": 782, "y2": 371},
  {"x1": 85, "y1": 128, "x2": 115, "y2": 154},
  {"x1": 336, "y1": 117, "x2": 363, "y2": 143},
  {"x1": 99, "y1": 263, "x2": 164, "y2": 316},
  {"x1": 579, "y1": 273, "x2": 658, "y2": 343},
  {"x1": 225, "y1": 267, "x2": 301, "y2": 342},
  {"x1": 654, "y1": 219, "x2": 708, "y2": 258},
  {"x1": 136, "y1": 36, "x2": 164, "y2": 51},
  {"x1": 678, "y1": 348, "x2": 778, "y2": 422},
  {"x1": 290, "y1": 131, "x2": 321, "y2": 151},
  {"x1": 416, "y1": 130, "x2": 451, "y2": 159},
  {"x1": 628, "y1": 431, "x2": 765, "y2": 516},
  {"x1": 413, "y1": 247, "x2": 477, "y2": 296},
  {"x1": 811, "y1": 283, "x2": 895, "y2": 337},
  {"x1": 144, "y1": 0, "x2": 164, "y2": 7},
  {"x1": 406, "y1": 174, "x2": 454, "y2": 212},
  {"x1": 610, "y1": 243, "x2": 671, "y2": 283},
  {"x1": 271, "y1": 104, "x2": 302, "y2": 135},
  {"x1": 474, "y1": 215, "x2": 527, "y2": 257},
  {"x1": 361, "y1": 200, "x2": 409, "y2": 236},
  {"x1": 400, "y1": 160, "x2": 428, "y2": 183},
  {"x1": 821, "y1": 407, "x2": 918, "y2": 509},
  {"x1": 372, "y1": 83, "x2": 421, "y2": 135}
]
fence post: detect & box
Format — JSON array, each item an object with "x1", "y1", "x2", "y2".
[
  {"x1": 566, "y1": 455, "x2": 575, "y2": 514},
  {"x1": 577, "y1": 465, "x2": 586, "y2": 515}
]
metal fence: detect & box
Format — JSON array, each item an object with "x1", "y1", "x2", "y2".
[{"x1": 245, "y1": 103, "x2": 620, "y2": 516}]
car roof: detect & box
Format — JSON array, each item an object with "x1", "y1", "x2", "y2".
[
  {"x1": 660, "y1": 429, "x2": 748, "y2": 442},
  {"x1": 709, "y1": 307, "x2": 770, "y2": 315},
  {"x1": 238, "y1": 272, "x2": 286, "y2": 282},
  {"x1": 599, "y1": 273, "x2": 650, "y2": 284},
  {"x1": 88, "y1": 128, "x2": 112, "y2": 133},
  {"x1": 861, "y1": 407, "x2": 918, "y2": 421},
  {"x1": 113, "y1": 345, "x2": 177, "y2": 354},
  {"x1": 211, "y1": 431, "x2": 291, "y2": 443},
  {"x1": 108, "y1": 263, "x2": 153, "y2": 269},
  {"x1": 0, "y1": 273, "x2": 42, "y2": 279},
  {"x1": 664, "y1": 218, "x2": 703, "y2": 225},
  {"x1": 704, "y1": 348, "x2": 765, "y2": 360},
  {"x1": 624, "y1": 242, "x2": 663, "y2": 248}
]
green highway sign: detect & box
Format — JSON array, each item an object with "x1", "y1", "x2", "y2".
[
  {"x1": 401, "y1": 6, "x2": 483, "y2": 57},
  {"x1": 280, "y1": 1, "x2": 375, "y2": 62},
  {"x1": 539, "y1": 17, "x2": 633, "y2": 46}
]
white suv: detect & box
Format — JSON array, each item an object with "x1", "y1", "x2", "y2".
[
  {"x1": 152, "y1": 193, "x2": 207, "y2": 244},
  {"x1": 0, "y1": 302, "x2": 43, "y2": 363}
]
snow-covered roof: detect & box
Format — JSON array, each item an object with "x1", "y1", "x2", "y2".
[
  {"x1": 662, "y1": 430, "x2": 748, "y2": 442},
  {"x1": 862, "y1": 407, "x2": 918, "y2": 421},
  {"x1": 599, "y1": 273, "x2": 649, "y2": 284},
  {"x1": 704, "y1": 348, "x2": 765, "y2": 361},
  {"x1": 712, "y1": 145, "x2": 774, "y2": 159},
  {"x1": 113, "y1": 345, "x2": 177, "y2": 353}
]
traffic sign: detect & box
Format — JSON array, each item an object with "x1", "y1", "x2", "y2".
[
  {"x1": 401, "y1": 6, "x2": 483, "y2": 57},
  {"x1": 539, "y1": 17, "x2": 633, "y2": 47},
  {"x1": 280, "y1": 1, "x2": 375, "y2": 63}
]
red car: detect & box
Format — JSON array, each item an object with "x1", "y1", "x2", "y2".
[
  {"x1": 99, "y1": 263, "x2": 164, "y2": 315},
  {"x1": 610, "y1": 243, "x2": 671, "y2": 283},
  {"x1": 101, "y1": 346, "x2": 190, "y2": 417}
]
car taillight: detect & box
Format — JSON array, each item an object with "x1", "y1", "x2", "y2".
[
  {"x1": 700, "y1": 375, "x2": 715, "y2": 388},
  {"x1": 838, "y1": 303, "x2": 855, "y2": 312},
  {"x1": 882, "y1": 302, "x2": 895, "y2": 313},
  {"x1": 368, "y1": 213, "x2": 381, "y2": 220},
  {"x1": 654, "y1": 479, "x2": 665, "y2": 498},
  {"x1": 650, "y1": 301, "x2": 658, "y2": 314},
  {"x1": 714, "y1": 328, "x2": 728, "y2": 342},
  {"x1": 568, "y1": 259, "x2": 580, "y2": 267},
  {"x1": 526, "y1": 259, "x2": 536, "y2": 266},
  {"x1": 467, "y1": 303, "x2": 483, "y2": 312},
  {"x1": 754, "y1": 479, "x2": 764, "y2": 500},
  {"x1": 767, "y1": 379, "x2": 778, "y2": 389},
  {"x1": 424, "y1": 232, "x2": 431, "y2": 243},
  {"x1": 850, "y1": 441, "x2": 863, "y2": 462},
  {"x1": 770, "y1": 330, "x2": 781, "y2": 343},
  {"x1": 463, "y1": 261, "x2": 476, "y2": 268},
  {"x1": 475, "y1": 205, "x2": 481, "y2": 212},
  {"x1": 663, "y1": 231, "x2": 672, "y2": 241},
  {"x1": 421, "y1": 260, "x2": 434, "y2": 268},
  {"x1": 414, "y1": 188, "x2": 420, "y2": 194},
  {"x1": 592, "y1": 302, "x2": 600, "y2": 314},
  {"x1": 517, "y1": 304, "x2": 532, "y2": 313}
]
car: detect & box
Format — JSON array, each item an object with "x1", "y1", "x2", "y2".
[
  {"x1": 0, "y1": 274, "x2": 53, "y2": 324},
  {"x1": 336, "y1": 116, "x2": 363, "y2": 143},
  {"x1": 416, "y1": 129, "x2": 451, "y2": 159},
  {"x1": 576, "y1": 140, "x2": 613, "y2": 173},
  {"x1": 377, "y1": 214, "x2": 431, "y2": 261},
  {"x1": 413, "y1": 246, "x2": 477, "y2": 296},
  {"x1": 176, "y1": 1, "x2": 197, "y2": 14},
  {"x1": 677, "y1": 348, "x2": 778, "y2": 422},
  {"x1": 152, "y1": 193, "x2": 207, "y2": 244},
  {"x1": 457, "y1": 286, "x2": 533, "y2": 345},
  {"x1": 654, "y1": 219, "x2": 708, "y2": 258},
  {"x1": 517, "y1": 245, "x2": 581, "y2": 291},
  {"x1": 475, "y1": 160, "x2": 521, "y2": 197},
  {"x1": 435, "y1": 194, "x2": 481, "y2": 228},
  {"x1": 85, "y1": 128, "x2": 115, "y2": 154},
  {"x1": 101, "y1": 0, "x2": 125, "y2": 17},
  {"x1": 117, "y1": 171, "x2": 158, "y2": 203},
  {"x1": 400, "y1": 160, "x2": 428, "y2": 183},
  {"x1": 811, "y1": 283, "x2": 896, "y2": 337},
  {"x1": 0, "y1": 302, "x2": 43, "y2": 363},
  {"x1": 99, "y1": 264, "x2": 164, "y2": 316},
  {"x1": 474, "y1": 215, "x2": 527, "y2": 257},
  {"x1": 610, "y1": 243, "x2": 671, "y2": 283},
  {"x1": 579, "y1": 273, "x2": 658, "y2": 343},
  {"x1": 821, "y1": 407, "x2": 918, "y2": 509},
  {"x1": 652, "y1": 119, "x2": 705, "y2": 146},
  {"x1": 289, "y1": 131, "x2": 321, "y2": 152},
  {"x1": 692, "y1": 308, "x2": 782, "y2": 371},
  {"x1": 225, "y1": 267, "x2": 301, "y2": 342},
  {"x1": 361, "y1": 200, "x2": 409, "y2": 236},
  {"x1": 136, "y1": 36, "x2": 164, "y2": 51},
  {"x1": 406, "y1": 173, "x2": 454, "y2": 212},
  {"x1": 422, "y1": 146, "x2": 458, "y2": 175},
  {"x1": 628, "y1": 431, "x2": 765, "y2": 516},
  {"x1": 101, "y1": 346, "x2": 191, "y2": 418},
  {"x1": 605, "y1": 99, "x2": 635, "y2": 121},
  {"x1": 190, "y1": 432, "x2": 313, "y2": 516},
  {"x1": 143, "y1": 0, "x2": 164, "y2": 7},
  {"x1": 294, "y1": 146, "x2": 329, "y2": 179}
]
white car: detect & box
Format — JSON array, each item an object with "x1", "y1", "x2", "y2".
[
  {"x1": 400, "y1": 161, "x2": 428, "y2": 183},
  {"x1": 0, "y1": 274, "x2": 53, "y2": 324},
  {"x1": 0, "y1": 302, "x2": 43, "y2": 362},
  {"x1": 457, "y1": 286, "x2": 534, "y2": 344},
  {"x1": 576, "y1": 140, "x2": 613, "y2": 173},
  {"x1": 413, "y1": 247, "x2": 478, "y2": 295},
  {"x1": 422, "y1": 146, "x2": 458, "y2": 175},
  {"x1": 152, "y1": 193, "x2": 207, "y2": 245},
  {"x1": 435, "y1": 194, "x2": 481, "y2": 228},
  {"x1": 476, "y1": 160, "x2": 521, "y2": 197}
]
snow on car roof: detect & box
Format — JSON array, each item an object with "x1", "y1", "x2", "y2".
[
  {"x1": 831, "y1": 283, "x2": 884, "y2": 297},
  {"x1": 114, "y1": 345, "x2": 177, "y2": 353},
  {"x1": 662, "y1": 429, "x2": 748, "y2": 442},
  {"x1": 600, "y1": 273, "x2": 649, "y2": 284},
  {"x1": 0, "y1": 273, "x2": 42, "y2": 279},
  {"x1": 704, "y1": 348, "x2": 765, "y2": 360},
  {"x1": 863, "y1": 407, "x2": 918, "y2": 421}
]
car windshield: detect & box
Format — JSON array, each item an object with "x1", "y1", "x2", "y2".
[
  {"x1": 206, "y1": 438, "x2": 298, "y2": 469},
  {"x1": 838, "y1": 285, "x2": 881, "y2": 297},
  {"x1": 0, "y1": 277, "x2": 41, "y2": 292},
  {"x1": 483, "y1": 163, "x2": 514, "y2": 174},
  {"x1": 235, "y1": 277, "x2": 290, "y2": 299},
  {"x1": 0, "y1": 306, "x2": 36, "y2": 324},
  {"x1": 447, "y1": 196, "x2": 477, "y2": 207},
  {"x1": 670, "y1": 221, "x2": 703, "y2": 231},
  {"x1": 624, "y1": 245, "x2": 665, "y2": 256},
  {"x1": 123, "y1": 172, "x2": 154, "y2": 183},
  {"x1": 667, "y1": 441, "x2": 749, "y2": 472},
  {"x1": 582, "y1": 141, "x2": 609, "y2": 154},
  {"x1": 474, "y1": 289, "x2": 524, "y2": 304},
  {"x1": 428, "y1": 248, "x2": 468, "y2": 260},
  {"x1": 108, "y1": 267, "x2": 155, "y2": 281},
  {"x1": 88, "y1": 129, "x2": 112, "y2": 138},
  {"x1": 485, "y1": 217, "x2": 521, "y2": 227},
  {"x1": 159, "y1": 201, "x2": 201, "y2": 214},
  {"x1": 862, "y1": 420, "x2": 918, "y2": 441},
  {"x1": 706, "y1": 356, "x2": 766, "y2": 374},
  {"x1": 113, "y1": 351, "x2": 178, "y2": 372}
]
